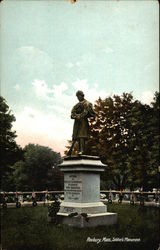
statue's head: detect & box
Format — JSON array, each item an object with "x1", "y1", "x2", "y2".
[{"x1": 76, "y1": 90, "x2": 84, "y2": 101}]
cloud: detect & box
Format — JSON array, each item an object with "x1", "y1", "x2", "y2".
[
  {"x1": 14, "y1": 84, "x2": 20, "y2": 91},
  {"x1": 72, "y1": 79, "x2": 109, "y2": 103},
  {"x1": 13, "y1": 106, "x2": 72, "y2": 155},
  {"x1": 49, "y1": 78, "x2": 109, "y2": 118},
  {"x1": 51, "y1": 83, "x2": 75, "y2": 119},
  {"x1": 32, "y1": 79, "x2": 52, "y2": 99},
  {"x1": 13, "y1": 78, "x2": 155, "y2": 155},
  {"x1": 76, "y1": 61, "x2": 80, "y2": 66},
  {"x1": 103, "y1": 47, "x2": 114, "y2": 54},
  {"x1": 31, "y1": 79, "x2": 74, "y2": 118},
  {"x1": 32, "y1": 79, "x2": 69, "y2": 102},
  {"x1": 52, "y1": 82, "x2": 68, "y2": 98},
  {"x1": 32, "y1": 78, "x2": 109, "y2": 117},
  {"x1": 66, "y1": 62, "x2": 74, "y2": 68},
  {"x1": 14, "y1": 46, "x2": 53, "y2": 77},
  {"x1": 13, "y1": 78, "x2": 110, "y2": 154},
  {"x1": 140, "y1": 91, "x2": 154, "y2": 105},
  {"x1": 72, "y1": 79, "x2": 88, "y2": 92},
  {"x1": 17, "y1": 46, "x2": 52, "y2": 62}
]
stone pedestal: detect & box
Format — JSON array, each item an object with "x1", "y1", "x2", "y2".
[{"x1": 57, "y1": 155, "x2": 117, "y2": 227}]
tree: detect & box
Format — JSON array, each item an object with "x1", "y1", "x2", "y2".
[
  {"x1": 87, "y1": 92, "x2": 159, "y2": 190},
  {"x1": 65, "y1": 92, "x2": 159, "y2": 191},
  {"x1": 127, "y1": 101, "x2": 153, "y2": 190},
  {"x1": 126, "y1": 92, "x2": 160, "y2": 190},
  {"x1": 0, "y1": 96, "x2": 23, "y2": 191},
  {"x1": 150, "y1": 91, "x2": 159, "y2": 182},
  {"x1": 12, "y1": 144, "x2": 63, "y2": 191},
  {"x1": 86, "y1": 93, "x2": 135, "y2": 190}
]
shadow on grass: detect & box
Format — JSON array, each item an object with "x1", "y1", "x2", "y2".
[{"x1": 1, "y1": 204, "x2": 159, "y2": 250}]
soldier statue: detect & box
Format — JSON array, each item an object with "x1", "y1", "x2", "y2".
[{"x1": 67, "y1": 90, "x2": 95, "y2": 156}]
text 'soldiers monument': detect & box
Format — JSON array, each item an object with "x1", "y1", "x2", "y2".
[{"x1": 58, "y1": 91, "x2": 117, "y2": 227}]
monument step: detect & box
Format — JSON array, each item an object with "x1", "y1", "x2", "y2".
[{"x1": 57, "y1": 212, "x2": 117, "y2": 228}]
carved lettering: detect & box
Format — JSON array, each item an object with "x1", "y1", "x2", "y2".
[{"x1": 64, "y1": 174, "x2": 82, "y2": 201}]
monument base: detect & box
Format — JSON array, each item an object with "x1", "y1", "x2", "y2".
[
  {"x1": 58, "y1": 155, "x2": 117, "y2": 228},
  {"x1": 57, "y1": 212, "x2": 117, "y2": 228},
  {"x1": 59, "y1": 201, "x2": 107, "y2": 214}
]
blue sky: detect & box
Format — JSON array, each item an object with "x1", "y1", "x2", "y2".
[{"x1": 0, "y1": 0, "x2": 159, "y2": 154}]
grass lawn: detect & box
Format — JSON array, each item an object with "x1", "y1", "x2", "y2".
[{"x1": 1, "y1": 204, "x2": 159, "y2": 250}]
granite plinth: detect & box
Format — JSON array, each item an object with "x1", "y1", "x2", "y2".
[{"x1": 58, "y1": 155, "x2": 117, "y2": 227}]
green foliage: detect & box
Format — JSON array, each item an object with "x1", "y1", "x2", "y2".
[
  {"x1": 65, "y1": 92, "x2": 159, "y2": 190},
  {"x1": 12, "y1": 144, "x2": 63, "y2": 191},
  {"x1": 0, "y1": 96, "x2": 63, "y2": 191},
  {"x1": 0, "y1": 96, "x2": 23, "y2": 190},
  {"x1": 87, "y1": 92, "x2": 160, "y2": 190},
  {"x1": 87, "y1": 93, "x2": 136, "y2": 189},
  {"x1": 126, "y1": 96, "x2": 159, "y2": 190},
  {"x1": 48, "y1": 200, "x2": 61, "y2": 224}
]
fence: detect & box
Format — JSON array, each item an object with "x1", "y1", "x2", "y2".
[
  {"x1": 101, "y1": 190, "x2": 160, "y2": 206},
  {"x1": 0, "y1": 191, "x2": 63, "y2": 208},
  {"x1": 0, "y1": 190, "x2": 159, "y2": 208}
]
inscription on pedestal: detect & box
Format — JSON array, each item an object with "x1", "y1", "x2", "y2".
[{"x1": 64, "y1": 174, "x2": 82, "y2": 201}]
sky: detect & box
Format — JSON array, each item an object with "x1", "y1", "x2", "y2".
[{"x1": 0, "y1": 0, "x2": 159, "y2": 155}]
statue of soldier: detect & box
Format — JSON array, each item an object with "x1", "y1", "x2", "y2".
[{"x1": 67, "y1": 90, "x2": 95, "y2": 156}]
